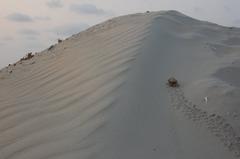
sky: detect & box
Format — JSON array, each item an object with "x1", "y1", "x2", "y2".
[{"x1": 1, "y1": 0, "x2": 240, "y2": 68}]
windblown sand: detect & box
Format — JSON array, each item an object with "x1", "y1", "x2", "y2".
[{"x1": 1, "y1": 11, "x2": 240, "y2": 159}]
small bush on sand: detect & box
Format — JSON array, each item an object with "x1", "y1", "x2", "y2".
[
  {"x1": 27, "y1": 52, "x2": 34, "y2": 59},
  {"x1": 58, "y1": 39, "x2": 63, "y2": 43}
]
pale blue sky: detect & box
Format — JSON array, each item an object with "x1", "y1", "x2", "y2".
[{"x1": 1, "y1": 0, "x2": 240, "y2": 68}]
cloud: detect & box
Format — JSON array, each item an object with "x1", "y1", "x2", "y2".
[
  {"x1": 25, "y1": 36, "x2": 38, "y2": 41},
  {"x1": 193, "y1": 7, "x2": 204, "y2": 14},
  {"x1": 6, "y1": 13, "x2": 33, "y2": 22},
  {"x1": 35, "y1": 16, "x2": 51, "y2": 21},
  {"x1": 233, "y1": 19, "x2": 240, "y2": 26},
  {"x1": 18, "y1": 29, "x2": 40, "y2": 36},
  {"x1": 224, "y1": 6, "x2": 231, "y2": 12},
  {"x1": 50, "y1": 23, "x2": 89, "y2": 37},
  {"x1": 47, "y1": 0, "x2": 63, "y2": 8},
  {"x1": 3, "y1": 36, "x2": 14, "y2": 41},
  {"x1": 70, "y1": 3, "x2": 107, "y2": 15}
]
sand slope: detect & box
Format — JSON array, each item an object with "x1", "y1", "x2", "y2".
[{"x1": 1, "y1": 11, "x2": 240, "y2": 159}]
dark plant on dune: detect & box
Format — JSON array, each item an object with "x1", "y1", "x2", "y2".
[
  {"x1": 20, "y1": 52, "x2": 34, "y2": 61},
  {"x1": 58, "y1": 39, "x2": 63, "y2": 43}
]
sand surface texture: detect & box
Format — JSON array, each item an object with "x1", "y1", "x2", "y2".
[{"x1": 1, "y1": 11, "x2": 240, "y2": 159}]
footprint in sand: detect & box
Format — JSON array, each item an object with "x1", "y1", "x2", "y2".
[{"x1": 168, "y1": 87, "x2": 240, "y2": 157}]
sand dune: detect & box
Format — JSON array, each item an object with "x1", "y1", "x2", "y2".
[{"x1": 1, "y1": 10, "x2": 240, "y2": 159}]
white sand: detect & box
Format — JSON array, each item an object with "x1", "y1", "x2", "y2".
[{"x1": 1, "y1": 10, "x2": 240, "y2": 159}]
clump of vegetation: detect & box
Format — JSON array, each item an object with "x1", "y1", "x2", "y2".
[
  {"x1": 48, "y1": 39, "x2": 64, "y2": 51},
  {"x1": 58, "y1": 39, "x2": 63, "y2": 43},
  {"x1": 146, "y1": 11, "x2": 150, "y2": 13},
  {"x1": 20, "y1": 52, "x2": 34, "y2": 61}
]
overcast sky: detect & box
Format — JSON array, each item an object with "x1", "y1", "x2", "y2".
[{"x1": 1, "y1": 0, "x2": 240, "y2": 68}]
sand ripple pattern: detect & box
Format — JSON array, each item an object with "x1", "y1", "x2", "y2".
[
  {"x1": 0, "y1": 14, "x2": 152, "y2": 159},
  {"x1": 169, "y1": 87, "x2": 240, "y2": 157}
]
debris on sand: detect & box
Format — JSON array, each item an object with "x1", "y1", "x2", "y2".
[
  {"x1": 167, "y1": 77, "x2": 179, "y2": 87},
  {"x1": 204, "y1": 96, "x2": 208, "y2": 104}
]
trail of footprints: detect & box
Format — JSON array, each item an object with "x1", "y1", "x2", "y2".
[{"x1": 169, "y1": 87, "x2": 240, "y2": 157}]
